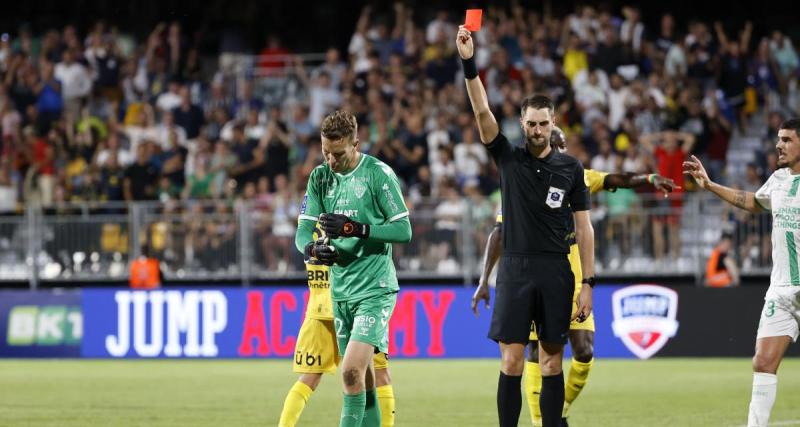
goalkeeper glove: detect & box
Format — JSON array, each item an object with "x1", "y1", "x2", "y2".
[
  {"x1": 319, "y1": 213, "x2": 369, "y2": 239},
  {"x1": 303, "y1": 239, "x2": 339, "y2": 265}
]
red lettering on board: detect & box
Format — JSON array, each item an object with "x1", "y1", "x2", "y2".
[
  {"x1": 238, "y1": 291, "x2": 270, "y2": 356},
  {"x1": 389, "y1": 291, "x2": 419, "y2": 356},
  {"x1": 270, "y1": 291, "x2": 297, "y2": 356}
]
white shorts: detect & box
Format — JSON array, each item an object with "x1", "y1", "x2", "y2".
[{"x1": 756, "y1": 286, "x2": 800, "y2": 342}]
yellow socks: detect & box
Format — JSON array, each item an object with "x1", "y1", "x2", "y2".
[
  {"x1": 376, "y1": 384, "x2": 395, "y2": 427},
  {"x1": 564, "y1": 358, "x2": 593, "y2": 418},
  {"x1": 524, "y1": 361, "x2": 543, "y2": 427},
  {"x1": 278, "y1": 381, "x2": 313, "y2": 427},
  {"x1": 525, "y1": 358, "x2": 594, "y2": 423}
]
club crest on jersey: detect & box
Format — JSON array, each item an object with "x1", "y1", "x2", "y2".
[
  {"x1": 612, "y1": 285, "x2": 679, "y2": 359},
  {"x1": 354, "y1": 182, "x2": 367, "y2": 199},
  {"x1": 546, "y1": 186, "x2": 565, "y2": 208}
]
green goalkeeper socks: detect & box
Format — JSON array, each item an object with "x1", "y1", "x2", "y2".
[
  {"x1": 362, "y1": 389, "x2": 381, "y2": 427},
  {"x1": 340, "y1": 392, "x2": 366, "y2": 427}
]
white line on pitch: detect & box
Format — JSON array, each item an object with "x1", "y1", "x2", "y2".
[{"x1": 730, "y1": 420, "x2": 800, "y2": 427}]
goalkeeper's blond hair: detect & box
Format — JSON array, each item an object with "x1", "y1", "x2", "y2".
[{"x1": 320, "y1": 110, "x2": 357, "y2": 142}]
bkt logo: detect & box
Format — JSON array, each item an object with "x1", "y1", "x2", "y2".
[
  {"x1": 105, "y1": 290, "x2": 227, "y2": 358},
  {"x1": 611, "y1": 285, "x2": 679, "y2": 359},
  {"x1": 7, "y1": 305, "x2": 82, "y2": 346}
]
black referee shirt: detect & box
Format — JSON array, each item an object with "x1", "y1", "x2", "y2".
[{"x1": 486, "y1": 132, "x2": 590, "y2": 255}]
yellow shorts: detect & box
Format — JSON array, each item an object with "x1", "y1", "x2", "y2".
[
  {"x1": 293, "y1": 317, "x2": 390, "y2": 374},
  {"x1": 373, "y1": 351, "x2": 389, "y2": 370},
  {"x1": 294, "y1": 317, "x2": 340, "y2": 374},
  {"x1": 529, "y1": 244, "x2": 595, "y2": 341}
]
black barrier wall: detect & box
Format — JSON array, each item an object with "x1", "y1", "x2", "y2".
[{"x1": 658, "y1": 287, "x2": 800, "y2": 357}]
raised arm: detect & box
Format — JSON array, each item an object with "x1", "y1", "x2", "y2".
[
  {"x1": 714, "y1": 21, "x2": 730, "y2": 54},
  {"x1": 604, "y1": 172, "x2": 679, "y2": 195},
  {"x1": 679, "y1": 132, "x2": 697, "y2": 154},
  {"x1": 456, "y1": 25, "x2": 499, "y2": 143},
  {"x1": 683, "y1": 155, "x2": 764, "y2": 213},
  {"x1": 638, "y1": 131, "x2": 660, "y2": 153}
]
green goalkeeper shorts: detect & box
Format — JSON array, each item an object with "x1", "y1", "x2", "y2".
[{"x1": 333, "y1": 291, "x2": 397, "y2": 356}]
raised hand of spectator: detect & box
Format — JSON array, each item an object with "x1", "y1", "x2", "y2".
[{"x1": 456, "y1": 25, "x2": 474, "y2": 60}]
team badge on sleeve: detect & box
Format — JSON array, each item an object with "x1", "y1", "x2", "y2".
[
  {"x1": 612, "y1": 285, "x2": 679, "y2": 359},
  {"x1": 300, "y1": 194, "x2": 308, "y2": 214},
  {"x1": 546, "y1": 187, "x2": 565, "y2": 208}
]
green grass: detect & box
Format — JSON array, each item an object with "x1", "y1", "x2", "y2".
[{"x1": 1, "y1": 359, "x2": 800, "y2": 426}]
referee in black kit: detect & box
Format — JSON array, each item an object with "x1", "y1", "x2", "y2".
[{"x1": 457, "y1": 26, "x2": 595, "y2": 427}]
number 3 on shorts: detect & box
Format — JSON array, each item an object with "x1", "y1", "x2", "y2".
[{"x1": 764, "y1": 300, "x2": 776, "y2": 318}]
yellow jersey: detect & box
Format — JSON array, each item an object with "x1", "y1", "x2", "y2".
[{"x1": 304, "y1": 223, "x2": 333, "y2": 320}]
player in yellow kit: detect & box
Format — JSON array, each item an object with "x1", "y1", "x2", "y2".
[
  {"x1": 278, "y1": 226, "x2": 395, "y2": 427},
  {"x1": 473, "y1": 127, "x2": 678, "y2": 426}
]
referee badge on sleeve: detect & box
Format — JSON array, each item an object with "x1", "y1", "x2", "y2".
[{"x1": 546, "y1": 187, "x2": 566, "y2": 208}]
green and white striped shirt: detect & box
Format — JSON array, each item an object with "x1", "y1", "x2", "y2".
[{"x1": 755, "y1": 168, "x2": 800, "y2": 286}]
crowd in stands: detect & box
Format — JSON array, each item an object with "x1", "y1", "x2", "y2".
[{"x1": 0, "y1": 3, "x2": 797, "y2": 275}]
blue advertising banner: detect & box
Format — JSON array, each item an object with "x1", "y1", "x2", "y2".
[
  {"x1": 81, "y1": 286, "x2": 660, "y2": 359},
  {"x1": 0, "y1": 290, "x2": 82, "y2": 357}
]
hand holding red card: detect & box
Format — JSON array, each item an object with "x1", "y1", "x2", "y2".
[{"x1": 464, "y1": 9, "x2": 482, "y2": 32}]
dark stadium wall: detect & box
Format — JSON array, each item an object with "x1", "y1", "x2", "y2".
[
  {"x1": 3, "y1": 0, "x2": 799, "y2": 54},
  {"x1": 657, "y1": 286, "x2": 800, "y2": 358}
]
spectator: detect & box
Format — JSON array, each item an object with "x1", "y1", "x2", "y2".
[
  {"x1": 430, "y1": 178, "x2": 463, "y2": 273},
  {"x1": 705, "y1": 233, "x2": 740, "y2": 287},
  {"x1": 54, "y1": 48, "x2": 91, "y2": 118},
  {"x1": 313, "y1": 47, "x2": 346, "y2": 89},
  {"x1": 172, "y1": 85, "x2": 204, "y2": 140},
  {"x1": 228, "y1": 123, "x2": 259, "y2": 189},
  {"x1": 155, "y1": 110, "x2": 187, "y2": 149},
  {"x1": 714, "y1": 21, "x2": 752, "y2": 130},
  {"x1": 95, "y1": 132, "x2": 132, "y2": 168},
  {"x1": 98, "y1": 149, "x2": 125, "y2": 201},
  {"x1": 296, "y1": 58, "x2": 341, "y2": 128},
  {"x1": 230, "y1": 79, "x2": 263, "y2": 120},
  {"x1": 453, "y1": 127, "x2": 488, "y2": 189},
  {"x1": 129, "y1": 243, "x2": 162, "y2": 289},
  {"x1": 260, "y1": 108, "x2": 291, "y2": 188},
  {"x1": 393, "y1": 112, "x2": 428, "y2": 184},
  {"x1": 123, "y1": 143, "x2": 157, "y2": 201},
  {"x1": 591, "y1": 139, "x2": 618, "y2": 172},
  {"x1": 639, "y1": 130, "x2": 696, "y2": 261},
  {"x1": 155, "y1": 78, "x2": 182, "y2": 112},
  {"x1": 770, "y1": 30, "x2": 799, "y2": 84}
]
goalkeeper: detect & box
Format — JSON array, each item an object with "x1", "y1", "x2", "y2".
[
  {"x1": 278, "y1": 224, "x2": 396, "y2": 427},
  {"x1": 295, "y1": 110, "x2": 411, "y2": 427}
]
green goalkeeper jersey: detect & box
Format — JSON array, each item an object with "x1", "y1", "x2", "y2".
[{"x1": 298, "y1": 154, "x2": 410, "y2": 301}]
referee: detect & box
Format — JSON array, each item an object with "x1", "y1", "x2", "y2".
[{"x1": 457, "y1": 26, "x2": 595, "y2": 427}]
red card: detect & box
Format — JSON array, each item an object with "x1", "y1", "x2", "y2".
[{"x1": 465, "y1": 9, "x2": 482, "y2": 32}]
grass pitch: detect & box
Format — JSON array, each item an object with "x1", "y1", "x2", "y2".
[{"x1": 1, "y1": 358, "x2": 800, "y2": 426}]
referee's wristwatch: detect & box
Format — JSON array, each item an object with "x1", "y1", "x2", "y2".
[{"x1": 581, "y1": 277, "x2": 596, "y2": 288}]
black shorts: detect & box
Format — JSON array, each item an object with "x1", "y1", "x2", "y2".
[{"x1": 488, "y1": 254, "x2": 574, "y2": 345}]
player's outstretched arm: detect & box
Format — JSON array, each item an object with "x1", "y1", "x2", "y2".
[
  {"x1": 573, "y1": 210, "x2": 594, "y2": 322},
  {"x1": 456, "y1": 25, "x2": 498, "y2": 144},
  {"x1": 683, "y1": 155, "x2": 764, "y2": 213},
  {"x1": 472, "y1": 222, "x2": 502, "y2": 315},
  {"x1": 604, "y1": 172, "x2": 680, "y2": 195}
]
